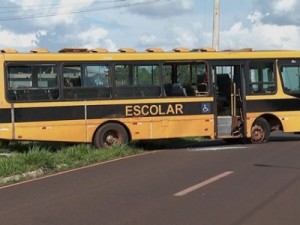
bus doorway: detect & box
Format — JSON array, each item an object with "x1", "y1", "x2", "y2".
[{"x1": 210, "y1": 62, "x2": 247, "y2": 139}]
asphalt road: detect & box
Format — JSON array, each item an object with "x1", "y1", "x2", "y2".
[{"x1": 1, "y1": 134, "x2": 300, "y2": 225}]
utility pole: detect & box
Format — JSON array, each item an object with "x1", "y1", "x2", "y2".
[{"x1": 212, "y1": 0, "x2": 220, "y2": 51}]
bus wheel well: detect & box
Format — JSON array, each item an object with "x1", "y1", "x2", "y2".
[
  {"x1": 257, "y1": 114, "x2": 283, "y2": 132},
  {"x1": 250, "y1": 114, "x2": 283, "y2": 144},
  {"x1": 92, "y1": 121, "x2": 131, "y2": 149}
]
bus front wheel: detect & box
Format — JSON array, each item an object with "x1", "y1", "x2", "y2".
[
  {"x1": 93, "y1": 123, "x2": 129, "y2": 149},
  {"x1": 250, "y1": 117, "x2": 270, "y2": 144}
]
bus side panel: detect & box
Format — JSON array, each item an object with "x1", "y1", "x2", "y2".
[
  {"x1": 128, "y1": 115, "x2": 214, "y2": 140},
  {"x1": 122, "y1": 115, "x2": 214, "y2": 140},
  {"x1": 281, "y1": 111, "x2": 300, "y2": 132},
  {"x1": 0, "y1": 123, "x2": 13, "y2": 140},
  {"x1": 246, "y1": 95, "x2": 300, "y2": 137},
  {"x1": 145, "y1": 115, "x2": 214, "y2": 139},
  {"x1": 14, "y1": 120, "x2": 86, "y2": 142},
  {"x1": 86, "y1": 118, "x2": 156, "y2": 143},
  {"x1": 86, "y1": 115, "x2": 215, "y2": 143}
]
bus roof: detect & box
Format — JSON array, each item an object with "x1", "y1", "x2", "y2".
[{"x1": 2, "y1": 47, "x2": 300, "y2": 62}]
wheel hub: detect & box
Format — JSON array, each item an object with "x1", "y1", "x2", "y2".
[
  {"x1": 251, "y1": 125, "x2": 265, "y2": 143},
  {"x1": 106, "y1": 134, "x2": 116, "y2": 144}
]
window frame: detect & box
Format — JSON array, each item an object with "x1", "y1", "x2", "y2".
[
  {"x1": 113, "y1": 61, "x2": 163, "y2": 99},
  {"x1": 5, "y1": 62, "x2": 59, "y2": 102},
  {"x1": 278, "y1": 59, "x2": 300, "y2": 97},
  {"x1": 246, "y1": 60, "x2": 277, "y2": 95},
  {"x1": 61, "y1": 62, "x2": 112, "y2": 100},
  {"x1": 162, "y1": 61, "x2": 209, "y2": 97}
]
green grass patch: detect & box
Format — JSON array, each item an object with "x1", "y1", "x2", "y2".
[
  {"x1": 0, "y1": 143, "x2": 143, "y2": 184},
  {"x1": 0, "y1": 147, "x2": 55, "y2": 178},
  {"x1": 0, "y1": 137, "x2": 207, "y2": 185}
]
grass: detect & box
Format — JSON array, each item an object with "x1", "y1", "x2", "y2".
[
  {"x1": 0, "y1": 142, "x2": 143, "y2": 184},
  {"x1": 0, "y1": 137, "x2": 207, "y2": 185}
]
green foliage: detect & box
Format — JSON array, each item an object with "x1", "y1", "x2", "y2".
[
  {"x1": 19, "y1": 147, "x2": 56, "y2": 171},
  {"x1": 0, "y1": 157, "x2": 23, "y2": 178},
  {"x1": 0, "y1": 138, "x2": 204, "y2": 185},
  {"x1": 0, "y1": 147, "x2": 55, "y2": 178},
  {"x1": 0, "y1": 143, "x2": 143, "y2": 185}
]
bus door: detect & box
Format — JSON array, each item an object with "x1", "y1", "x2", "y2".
[{"x1": 209, "y1": 61, "x2": 247, "y2": 139}]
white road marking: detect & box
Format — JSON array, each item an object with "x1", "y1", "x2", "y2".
[
  {"x1": 174, "y1": 171, "x2": 234, "y2": 197},
  {"x1": 189, "y1": 146, "x2": 247, "y2": 151}
]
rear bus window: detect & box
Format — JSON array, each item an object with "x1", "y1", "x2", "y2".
[{"x1": 7, "y1": 64, "x2": 58, "y2": 101}]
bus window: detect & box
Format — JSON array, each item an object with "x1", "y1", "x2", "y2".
[
  {"x1": 63, "y1": 64, "x2": 112, "y2": 99},
  {"x1": 84, "y1": 65, "x2": 112, "y2": 99},
  {"x1": 63, "y1": 65, "x2": 81, "y2": 99},
  {"x1": 7, "y1": 64, "x2": 58, "y2": 101},
  {"x1": 163, "y1": 62, "x2": 207, "y2": 97},
  {"x1": 248, "y1": 61, "x2": 276, "y2": 94},
  {"x1": 280, "y1": 65, "x2": 300, "y2": 96},
  {"x1": 115, "y1": 64, "x2": 161, "y2": 98},
  {"x1": 84, "y1": 65, "x2": 110, "y2": 87},
  {"x1": 63, "y1": 65, "x2": 82, "y2": 87}
]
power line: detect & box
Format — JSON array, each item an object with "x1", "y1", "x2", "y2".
[
  {"x1": 0, "y1": 0, "x2": 126, "y2": 12},
  {"x1": 0, "y1": 0, "x2": 170, "y2": 21},
  {"x1": 0, "y1": 0, "x2": 126, "y2": 9}
]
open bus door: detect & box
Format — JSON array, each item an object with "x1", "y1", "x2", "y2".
[{"x1": 209, "y1": 61, "x2": 247, "y2": 140}]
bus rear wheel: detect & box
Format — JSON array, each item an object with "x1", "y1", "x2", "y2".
[
  {"x1": 250, "y1": 117, "x2": 270, "y2": 144},
  {"x1": 93, "y1": 123, "x2": 129, "y2": 149}
]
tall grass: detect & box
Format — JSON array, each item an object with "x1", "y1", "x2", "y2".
[
  {"x1": 0, "y1": 137, "x2": 205, "y2": 185},
  {"x1": 0, "y1": 143, "x2": 143, "y2": 183}
]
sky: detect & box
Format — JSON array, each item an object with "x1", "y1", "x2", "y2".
[{"x1": 1, "y1": 0, "x2": 300, "y2": 52}]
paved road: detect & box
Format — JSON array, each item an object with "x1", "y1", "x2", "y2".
[{"x1": 1, "y1": 134, "x2": 300, "y2": 225}]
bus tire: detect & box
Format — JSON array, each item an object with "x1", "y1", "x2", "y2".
[
  {"x1": 250, "y1": 117, "x2": 270, "y2": 144},
  {"x1": 93, "y1": 123, "x2": 129, "y2": 149}
]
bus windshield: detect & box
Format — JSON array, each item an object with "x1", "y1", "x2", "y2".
[{"x1": 281, "y1": 65, "x2": 300, "y2": 95}]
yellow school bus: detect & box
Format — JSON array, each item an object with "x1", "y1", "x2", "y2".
[{"x1": 1, "y1": 47, "x2": 300, "y2": 148}]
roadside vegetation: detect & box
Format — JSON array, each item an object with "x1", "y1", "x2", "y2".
[
  {"x1": 0, "y1": 142, "x2": 143, "y2": 185},
  {"x1": 0, "y1": 137, "x2": 207, "y2": 186}
]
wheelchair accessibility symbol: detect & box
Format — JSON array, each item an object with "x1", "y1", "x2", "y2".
[{"x1": 201, "y1": 103, "x2": 211, "y2": 114}]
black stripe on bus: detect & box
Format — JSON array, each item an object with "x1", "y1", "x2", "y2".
[
  {"x1": 88, "y1": 102, "x2": 214, "y2": 119},
  {"x1": 0, "y1": 109, "x2": 11, "y2": 123},
  {"x1": 0, "y1": 102, "x2": 214, "y2": 123},
  {"x1": 247, "y1": 98, "x2": 300, "y2": 113},
  {"x1": 14, "y1": 106, "x2": 84, "y2": 123},
  {"x1": 0, "y1": 99, "x2": 299, "y2": 124}
]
